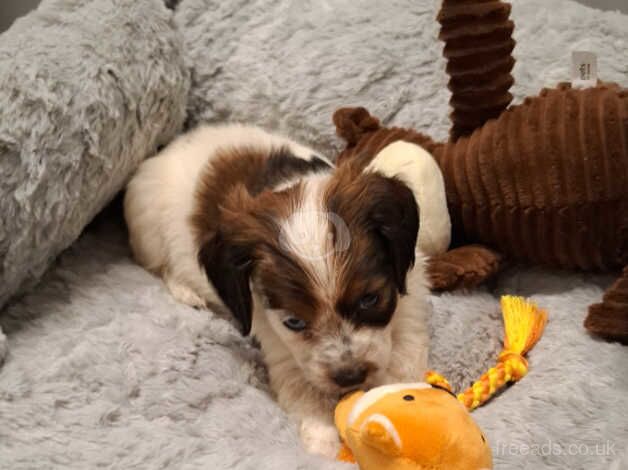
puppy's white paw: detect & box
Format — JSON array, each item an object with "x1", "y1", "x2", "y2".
[
  {"x1": 165, "y1": 279, "x2": 206, "y2": 308},
  {"x1": 300, "y1": 418, "x2": 341, "y2": 459}
]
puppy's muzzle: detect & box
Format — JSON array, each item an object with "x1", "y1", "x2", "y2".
[{"x1": 331, "y1": 365, "x2": 368, "y2": 388}]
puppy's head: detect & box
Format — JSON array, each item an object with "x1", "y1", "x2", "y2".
[{"x1": 201, "y1": 163, "x2": 419, "y2": 395}]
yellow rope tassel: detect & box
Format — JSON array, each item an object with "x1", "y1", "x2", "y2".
[
  {"x1": 424, "y1": 371, "x2": 453, "y2": 393},
  {"x1": 427, "y1": 296, "x2": 548, "y2": 411},
  {"x1": 500, "y1": 296, "x2": 548, "y2": 356}
]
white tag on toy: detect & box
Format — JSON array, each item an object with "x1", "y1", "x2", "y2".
[{"x1": 571, "y1": 51, "x2": 597, "y2": 88}]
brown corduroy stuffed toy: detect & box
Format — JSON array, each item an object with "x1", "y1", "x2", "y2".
[
  {"x1": 333, "y1": 81, "x2": 628, "y2": 344},
  {"x1": 333, "y1": 0, "x2": 628, "y2": 344}
]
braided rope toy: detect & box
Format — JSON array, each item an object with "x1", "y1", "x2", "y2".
[{"x1": 426, "y1": 296, "x2": 548, "y2": 411}]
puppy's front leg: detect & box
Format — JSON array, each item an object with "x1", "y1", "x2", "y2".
[
  {"x1": 277, "y1": 384, "x2": 340, "y2": 458},
  {"x1": 381, "y1": 294, "x2": 431, "y2": 384},
  {"x1": 299, "y1": 413, "x2": 341, "y2": 458}
]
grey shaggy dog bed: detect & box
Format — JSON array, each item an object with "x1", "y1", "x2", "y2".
[
  {"x1": 1, "y1": 0, "x2": 628, "y2": 469},
  {"x1": 0, "y1": 0, "x2": 189, "y2": 360}
]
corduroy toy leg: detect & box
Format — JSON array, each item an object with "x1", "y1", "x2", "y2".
[
  {"x1": 427, "y1": 245, "x2": 503, "y2": 291},
  {"x1": 585, "y1": 266, "x2": 628, "y2": 344}
]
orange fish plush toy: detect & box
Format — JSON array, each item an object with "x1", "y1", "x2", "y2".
[
  {"x1": 334, "y1": 382, "x2": 492, "y2": 470},
  {"x1": 334, "y1": 296, "x2": 548, "y2": 470}
]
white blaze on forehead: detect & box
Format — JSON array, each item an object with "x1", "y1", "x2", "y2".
[
  {"x1": 278, "y1": 174, "x2": 346, "y2": 294},
  {"x1": 347, "y1": 382, "x2": 431, "y2": 427}
]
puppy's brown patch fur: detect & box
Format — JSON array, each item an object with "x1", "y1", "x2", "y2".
[
  {"x1": 192, "y1": 146, "x2": 328, "y2": 243},
  {"x1": 191, "y1": 146, "x2": 330, "y2": 334}
]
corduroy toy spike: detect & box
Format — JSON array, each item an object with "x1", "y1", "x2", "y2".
[
  {"x1": 427, "y1": 295, "x2": 548, "y2": 410},
  {"x1": 334, "y1": 296, "x2": 547, "y2": 470}
]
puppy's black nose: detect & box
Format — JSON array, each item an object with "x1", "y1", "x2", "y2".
[{"x1": 332, "y1": 366, "x2": 368, "y2": 388}]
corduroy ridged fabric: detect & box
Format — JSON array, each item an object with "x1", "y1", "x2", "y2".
[
  {"x1": 335, "y1": 82, "x2": 628, "y2": 271},
  {"x1": 438, "y1": 0, "x2": 516, "y2": 140},
  {"x1": 333, "y1": 81, "x2": 628, "y2": 343}
]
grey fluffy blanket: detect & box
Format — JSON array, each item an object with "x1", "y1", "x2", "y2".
[{"x1": 2, "y1": 0, "x2": 628, "y2": 469}]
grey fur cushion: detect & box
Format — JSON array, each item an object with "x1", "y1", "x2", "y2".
[
  {"x1": 0, "y1": 0, "x2": 189, "y2": 329},
  {"x1": 174, "y1": 0, "x2": 451, "y2": 157}
]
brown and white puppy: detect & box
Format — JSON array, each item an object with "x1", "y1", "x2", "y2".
[{"x1": 124, "y1": 125, "x2": 430, "y2": 457}]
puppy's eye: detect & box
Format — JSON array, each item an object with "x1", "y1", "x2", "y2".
[
  {"x1": 358, "y1": 293, "x2": 379, "y2": 310},
  {"x1": 283, "y1": 317, "x2": 307, "y2": 332}
]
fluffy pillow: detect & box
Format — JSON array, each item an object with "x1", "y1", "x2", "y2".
[{"x1": 0, "y1": 0, "x2": 189, "y2": 334}]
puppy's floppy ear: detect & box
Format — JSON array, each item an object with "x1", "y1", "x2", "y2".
[
  {"x1": 198, "y1": 231, "x2": 256, "y2": 335},
  {"x1": 327, "y1": 165, "x2": 420, "y2": 293},
  {"x1": 196, "y1": 184, "x2": 287, "y2": 335},
  {"x1": 367, "y1": 175, "x2": 419, "y2": 294},
  {"x1": 197, "y1": 184, "x2": 263, "y2": 335}
]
